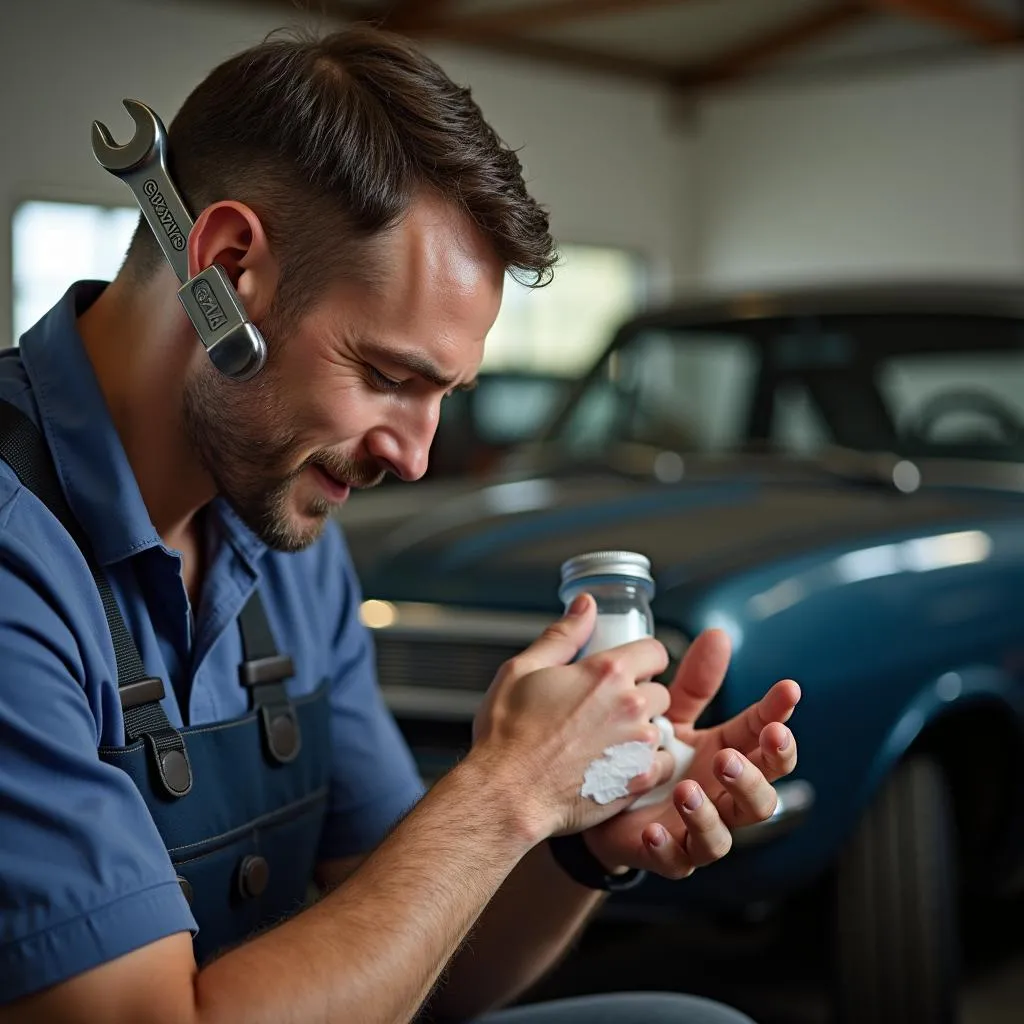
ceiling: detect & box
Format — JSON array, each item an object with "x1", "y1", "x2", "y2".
[{"x1": 250, "y1": 0, "x2": 1024, "y2": 89}]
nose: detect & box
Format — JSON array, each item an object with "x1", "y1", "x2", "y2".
[{"x1": 365, "y1": 401, "x2": 439, "y2": 482}]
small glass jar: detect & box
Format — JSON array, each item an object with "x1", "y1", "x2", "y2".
[{"x1": 558, "y1": 550, "x2": 655, "y2": 658}]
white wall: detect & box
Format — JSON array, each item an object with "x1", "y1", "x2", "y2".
[
  {"x1": 694, "y1": 52, "x2": 1024, "y2": 290},
  {"x1": 0, "y1": 0, "x2": 694, "y2": 348}
]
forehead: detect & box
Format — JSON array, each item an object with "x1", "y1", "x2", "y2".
[{"x1": 320, "y1": 193, "x2": 505, "y2": 374}]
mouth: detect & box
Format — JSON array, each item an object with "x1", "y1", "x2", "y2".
[{"x1": 310, "y1": 464, "x2": 352, "y2": 505}]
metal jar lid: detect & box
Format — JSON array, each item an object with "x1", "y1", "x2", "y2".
[{"x1": 559, "y1": 550, "x2": 653, "y2": 589}]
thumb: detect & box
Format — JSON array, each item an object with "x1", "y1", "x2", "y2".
[{"x1": 515, "y1": 593, "x2": 596, "y2": 674}]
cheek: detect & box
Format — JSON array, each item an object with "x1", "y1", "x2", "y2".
[{"x1": 298, "y1": 378, "x2": 377, "y2": 446}]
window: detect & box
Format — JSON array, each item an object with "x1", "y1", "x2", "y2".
[
  {"x1": 482, "y1": 244, "x2": 646, "y2": 376},
  {"x1": 555, "y1": 329, "x2": 759, "y2": 456},
  {"x1": 12, "y1": 200, "x2": 138, "y2": 344}
]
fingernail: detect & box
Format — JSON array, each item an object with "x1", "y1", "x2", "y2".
[
  {"x1": 647, "y1": 825, "x2": 668, "y2": 848},
  {"x1": 721, "y1": 754, "x2": 743, "y2": 780},
  {"x1": 567, "y1": 594, "x2": 589, "y2": 616},
  {"x1": 777, "y1": 732, "x2": 791, "y2": 752},
  {"x1": 681, "y1": 786, "x2": 703, "y2": 812}
]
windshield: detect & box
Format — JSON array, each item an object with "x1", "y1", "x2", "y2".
[{"x1": 545, "y1": 313, "x2": 1024, "y2": 463}]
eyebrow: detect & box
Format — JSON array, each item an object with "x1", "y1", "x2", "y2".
[{"x1": 361, "y1": 339, "x2": 478, "y2": 392}]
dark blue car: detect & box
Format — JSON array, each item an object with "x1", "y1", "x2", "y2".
[{"x1": 339, "y1": 281, "x2": 1024, "y2": 1024}]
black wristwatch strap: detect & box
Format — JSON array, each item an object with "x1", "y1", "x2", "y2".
[{"x1": 548, "y1": 834, "x2": 646, "y2": 892}]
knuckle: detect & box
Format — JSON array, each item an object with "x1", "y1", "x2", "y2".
[
  {"x1": 541, "y1": 622, "x2": 571, "y2": 644},
  {"x1": 617, "y1": 690, "x2": 645, "y2": 718},
  {"x1": 593, "y1": 653, "x2": 626, "y2": 680},
  {"x1": 498, "y1": 654, "x2": 526, "y2": 682}
]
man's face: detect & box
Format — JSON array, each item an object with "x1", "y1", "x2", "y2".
[{"x1": 183, "y1": 193, "x2": 503, "y2": 552}]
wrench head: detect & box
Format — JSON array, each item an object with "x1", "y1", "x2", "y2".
[{"x1": 91, "y1": 98, "x2": 166, "y2": 173}]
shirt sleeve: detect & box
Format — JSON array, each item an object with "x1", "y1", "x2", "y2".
[
  {"x1": 315, "y1": 523, "x2": 426, "y2": 861},
  {"x1": 0, "y1": 488, "x2": 196, "y2": 1005}
]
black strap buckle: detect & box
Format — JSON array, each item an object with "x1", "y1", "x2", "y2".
[
  {"x1": 119, "y1": 677, "x2": 165, "y2": 709},
  {"x1": 239, "y1": 655, "x2": 294, "y2": 687}
]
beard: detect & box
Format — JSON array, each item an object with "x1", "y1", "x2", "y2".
[{"x1": 182, "y1": 312, "x2": 385, "y2": 553}]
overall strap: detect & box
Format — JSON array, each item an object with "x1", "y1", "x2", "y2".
[
  {"x1": 238, "y1": 592, "x2": 301, "y2": 764},
  {"x1": 0, "y1": 401, "x2": 192, "y2": 798}
]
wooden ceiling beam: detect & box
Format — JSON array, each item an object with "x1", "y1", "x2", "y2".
[
  {"x1": 398, "y1": 0, "x2": 698, "y2": 38},
  {"x1": 384, "y1": 0, "x2": 456, "y2": 31},
  {"x1": 674, "y1": 2, "x2": 870, "y2": 87},
  {"x1": 866, "y1": 0, "x2": 1022, "y2": 44}
]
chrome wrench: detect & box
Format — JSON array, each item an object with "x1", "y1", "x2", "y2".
[{"x1": 91, "y1": 99, "x2": 266, "y2": 381}]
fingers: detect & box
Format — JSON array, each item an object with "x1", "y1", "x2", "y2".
[
  {"x1": 508, "y1": 593, "x2": 597, "y2": 676},
  {"x1": 709, "y1": 747, "x2": 781, "y2": 829},
  {"x1": 641, "y1": 823, "x2": 695, "y2": 879},
  {"x1": 582, "y1": 638, "x2": 670, "y2": 691},
  {"x1": 717, "y1": 678, "x2": 801, "y2": 752},
  {"x1": 639, "y1": 778, "x2": 735, "y2": 877},
  {"x1": 675, "y1": 779, "x2": 734, "y2": 868},
  {"x1": 746, "y1": 721, "x2": 798, "y2": 783},
  {"x1": 628, "y1": 749, "x2": 676, "y2": 796},
  {"x1": 666, "y1": 628, "x2": 731, "y2": 725},
  {"x1": 635, "y1": 682, "x2": 671, "y2": 725}
]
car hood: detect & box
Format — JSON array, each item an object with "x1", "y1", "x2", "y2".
[{"x1": 346, "y1": 468, "x2": 1022, "y2": 612}]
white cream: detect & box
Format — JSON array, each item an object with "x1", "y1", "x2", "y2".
[
  {"x1": 580, "y1": 612, "x2": 648, "y2": 657},
  {"x1": 631, "y1": 721, "x2": 695, "y2": 810},
  {"x1": 581, "y1": 742, "x2": 655, "y2": 805}
]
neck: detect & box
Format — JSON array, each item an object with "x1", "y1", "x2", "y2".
[{"x1": 77, "y1": 272, "x2": 216, "y2": 554}]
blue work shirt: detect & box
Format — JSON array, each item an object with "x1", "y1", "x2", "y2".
[{"x1": 0, "y1": 282, "x2": 426, "y2": 1002}]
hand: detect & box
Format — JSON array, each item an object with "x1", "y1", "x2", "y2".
[
  {"x1": 583, "y1": 628, "x2": 800, "y2": 879},
  {"x1": 470, "y1": 594, "x2": 678, "y2": 840}
]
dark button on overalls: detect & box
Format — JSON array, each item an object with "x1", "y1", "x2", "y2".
[{"x1": 0, "y1": 402, "x2": 331, "y2": 964}]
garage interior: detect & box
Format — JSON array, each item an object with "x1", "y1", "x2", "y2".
[{"x1": 3, "y1": 1, "x2": 1024, "y2": 1023}]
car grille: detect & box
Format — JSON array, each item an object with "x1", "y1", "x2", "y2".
[{"x1": 377, "y1": 636, "x2": 519, "y2": 693}]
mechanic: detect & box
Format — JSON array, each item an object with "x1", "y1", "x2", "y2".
[{"x1": 0, "y1": 24, "x2": 801, "y2": 1024}]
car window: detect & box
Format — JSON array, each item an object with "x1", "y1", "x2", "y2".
[
  {"x1": 772, "y1": 381, "x2": 832, "y2": 454},
  {"x1": 879, "y1": 353, "x2": 1024, "y2": 455},
  {"x1": 472, "y1": 376, "x2": 572, "y2": 445},
  {"x1": 557, "y1": 330, "x2": 759, "y2": 456},
  {"x1": 547, "y1": 311, "x2": 1024, "y2": 464}
]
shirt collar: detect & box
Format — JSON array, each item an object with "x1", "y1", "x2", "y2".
[
  {"x1": 19, "y1": 281, "x2": 267, "y2": 571},
  {"x1": 211, "y1": 497, "x2": 268, "y2": 573}
]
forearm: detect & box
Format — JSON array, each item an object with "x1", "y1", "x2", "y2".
[
  {"x1": 195, "y1": 756, "x2": 538, "y2": 1024},
  {"x1": 426, "y1": 841, "x2": 605, "y2": 1022}
]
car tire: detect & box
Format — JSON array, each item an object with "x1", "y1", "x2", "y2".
[{"x1": 833, "y1": 755, "x2": 959, "y2": 1024}]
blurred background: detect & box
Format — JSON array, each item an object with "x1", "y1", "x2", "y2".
[{"x1": 4, "y1": 2, "x2": 1024, "y2": 1022}]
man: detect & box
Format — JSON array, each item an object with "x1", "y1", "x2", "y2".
[{"x1": 0, "y1": 23, "x2": 800, "y2": 1024}]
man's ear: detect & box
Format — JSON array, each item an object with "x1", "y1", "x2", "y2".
[{"x1": 188, "y1": 200, "x2": 279, "y2": 324}]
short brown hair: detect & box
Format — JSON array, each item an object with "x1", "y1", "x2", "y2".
[{"x1": 122, "y1": 22, "x2": 556, "y2": 318}]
